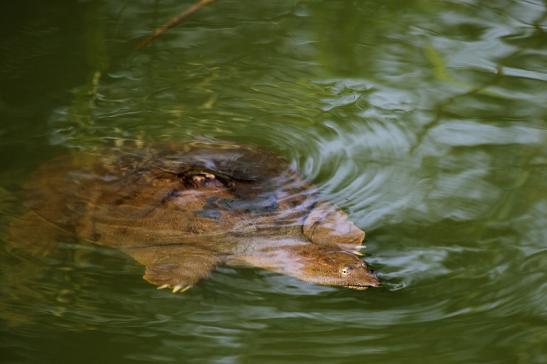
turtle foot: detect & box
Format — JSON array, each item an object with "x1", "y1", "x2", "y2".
[
  {"x1": 156, "y1": 283, "x2": 193, "y2": 293},
  {"x1": 123, "y1": 245, "x2": 219, "y2": 294}
]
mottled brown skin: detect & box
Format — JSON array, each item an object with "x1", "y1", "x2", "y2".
[{"x1": 8, "y1": 142, "x2": 379, "y2": 292}]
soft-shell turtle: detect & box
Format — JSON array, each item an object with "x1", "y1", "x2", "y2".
[{"x1": 8, "y1": 142, "x2": 379, "y2": 292}]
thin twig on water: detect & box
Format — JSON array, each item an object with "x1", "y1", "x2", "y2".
[{"x1": 137, "y1": 0, "x2": 217, "y2": 49}]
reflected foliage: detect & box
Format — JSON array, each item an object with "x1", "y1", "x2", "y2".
[{"x1": 1, "y1": 0, "x2": 546, "y2": 363}]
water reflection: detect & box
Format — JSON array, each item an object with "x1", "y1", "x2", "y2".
[{"x1": 1, "y1": 0, "x2": 547, "y2": 363}]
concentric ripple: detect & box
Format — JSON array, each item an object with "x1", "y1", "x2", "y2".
[{"x1": 1, "y1": 0, "x2": 546, "y2": 363}]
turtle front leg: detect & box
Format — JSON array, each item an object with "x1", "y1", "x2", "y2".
[
  {"x1": 123, "y1": 245, "x2": 220, "y2": 293},
  {"x1": 303, "y1": 202, "x2": 365, "y2": 254}
]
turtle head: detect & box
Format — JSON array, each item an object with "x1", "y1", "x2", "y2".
[{"x1": 288, "y1": 246, "x2": 380, "y2": 290}]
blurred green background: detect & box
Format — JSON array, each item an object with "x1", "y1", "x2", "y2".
[{"x1": 1, "y1": 1, "x2": 546, "y2": 363}]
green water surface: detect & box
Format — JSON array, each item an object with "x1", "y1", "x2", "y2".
[{"x1": 1, "y1": 1, "x2": 546, "y2": 363}]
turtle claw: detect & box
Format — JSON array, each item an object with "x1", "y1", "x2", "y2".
[
  {"x1": 352, "y1": 250, "x2": 364, "y2": 256},
  {"x1": 156, "y1": 283, "x2": 192, "y2": 293},
  {"x1": 172, "y1": 284, "x2": 192, "y2": 293},
  {"x1": 179, "y1": 285, "x2": 192, "y2": 293}
]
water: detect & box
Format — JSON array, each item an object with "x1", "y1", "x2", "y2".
[{"x1": 1, "y1": 0, "x2": 546, "y2": 363}]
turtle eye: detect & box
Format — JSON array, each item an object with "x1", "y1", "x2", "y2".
[{"x1": 341, "y1": 266, "x2": 353, "y2": 276}]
